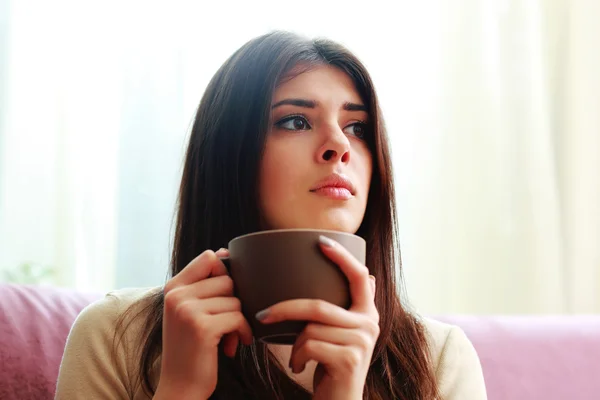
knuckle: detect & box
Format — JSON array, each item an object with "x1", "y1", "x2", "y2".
[
  {"x1": 311, "y1": 300, "x2": 329, "y2": 317},
  {"x1": 196, "y1": 249, "x2": 216, "y2": 267},
  {"x1": 303, "y1": 339, "x2": 318, "y2": 355},
  {"x1": 221, "y1": 276, "x2": 235, "y2": 294},
  {"x1": 200, "y1": 249, "x2": 215, "y2": 258},
  {"x1": 358, "y1": 266, "x2": 370, "y2": 280},
  {"x1": 355, "y1": 330, "x2": 374, "y2": 352},
  {"x1": 163, "y1": 289, "x2": 181, "y2": 310},
  {"x1": 193, "y1": 249, "x2": 213, "y2": 266},
  {"x1": 365, "y1": 318, "x2": 381, "y2": 337},
  {"x1": 233, "y1": 312, "x2": 250, "y2": 332},
  {"x1": 236, "y1": 312, "x2": 248, "y2": 325},
  {"x1": 163, "y1": 279, "x2": 177, "y2": 294},
  {"x1": 303, "y1": 323, "x2": 319, "y2": 337},
  {"x1": 342, "y1": 348, "x2": 362, "y2": 370},
  {"x1": 230, "y1": 297, "x2": 242, "y2": 311},
  {"x1": 174, "y1": 301, "x2": 199, "y2": 325}
]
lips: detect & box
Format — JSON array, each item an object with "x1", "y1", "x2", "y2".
[{"x1": 310, "y1": 173, "x2": 356, "y2": 198}]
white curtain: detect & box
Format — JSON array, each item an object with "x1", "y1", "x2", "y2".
[
  {"x1": 401, "y1": 0, "x2": 600, "y2": 314},
  {"x1": 1, "y1": 0, "x2": 598, "y2": 313}
]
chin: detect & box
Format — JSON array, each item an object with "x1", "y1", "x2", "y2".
[
  {"x1": 266, "y1": 208, "x2": 365, "y2": 233},
  {"x1": 294, "y1": 213, "x2": 362, "y2": 233},
  {"x1": 313, "y1": 220, "x2": 358, "y2": 233}
]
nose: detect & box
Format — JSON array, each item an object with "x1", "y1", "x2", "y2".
[{"x1": 317, "y1": 126, "x2": 350, "y2": 164}]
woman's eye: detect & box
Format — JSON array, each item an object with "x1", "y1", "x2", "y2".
[
  {"x1": 276, "y1": 116, "x2": 311, "y2": 131},
  {"x1": 344, "y1": 122, "x2": 367, "y2": 139}
]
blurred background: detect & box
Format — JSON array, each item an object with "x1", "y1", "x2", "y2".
[{"x1": 0, "y1": 0, "x2": 598, "y2": 315}]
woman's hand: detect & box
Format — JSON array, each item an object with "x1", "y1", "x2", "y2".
[
  {"x1": 155, "y1": 249, "x2": 253, "y2": 400},
  {"x1": 256, "y1": 236, "x2": 379, "y2": 400}
]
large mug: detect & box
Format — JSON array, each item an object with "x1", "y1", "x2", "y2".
[{"x1": 220, "y1": 229, "x2": 366, "y2": 344}]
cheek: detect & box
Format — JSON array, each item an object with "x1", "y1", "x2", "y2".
[{"x1": 258, "y1": 141, "x2": 304, "y2": 216}]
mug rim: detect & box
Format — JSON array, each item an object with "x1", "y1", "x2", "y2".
[{"x1": 228, "y1": 228, "x2": 365, "y2": 246}]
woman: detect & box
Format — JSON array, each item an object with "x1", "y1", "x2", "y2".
[{"x1": 55, "y1": 31, "x2": 486, "y2": 399}]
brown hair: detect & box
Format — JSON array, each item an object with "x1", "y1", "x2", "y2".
[{"x1": 118, "y1": 31, "x2": 439, "y2": 399}]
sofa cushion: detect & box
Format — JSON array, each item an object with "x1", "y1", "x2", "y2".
[
  {"x1": 0, "y1": 283, "x2": 101, "y2": 400},
  {"x1": 437, "y1": 315, "x2": 600, "y2": 400}
]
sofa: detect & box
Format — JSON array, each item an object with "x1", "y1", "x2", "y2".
[{"x1": 1, "y1": 283, "x2": 599, "y2": 399}]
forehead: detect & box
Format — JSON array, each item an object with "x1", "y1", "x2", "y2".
[{"x1": 272, "y1": 65, "x2": 363, "y2": 105}]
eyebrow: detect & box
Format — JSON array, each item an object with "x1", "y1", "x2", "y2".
[
  {"x1": 271, "y1": 98, "x2": 367, "y2": 112},
  {"x1": 343, "y1": 102, "x2": 367, "y2": 112}
]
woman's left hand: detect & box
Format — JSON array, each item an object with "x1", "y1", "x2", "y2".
[{"x1": 256, "y1": 235, "x2": 380, "y2": 400}]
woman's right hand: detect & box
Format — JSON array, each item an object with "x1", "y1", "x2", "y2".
[{"x1": 154, "y1": 249, "x2": 253, "y2": 400}]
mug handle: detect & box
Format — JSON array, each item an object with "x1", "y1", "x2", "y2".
[{"x1": 219, "y1": 256, "x2": 230, "y2": 270}]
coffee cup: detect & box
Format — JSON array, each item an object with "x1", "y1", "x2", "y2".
[{"x1": 220, "y1": 229, "x2": 366, "y2": 344}]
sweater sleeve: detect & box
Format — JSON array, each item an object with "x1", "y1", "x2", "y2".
[
  {"x1": 435, "y1": 326, "x2": 487, "y2": 400},
  {"x1": 54, "y1": 290, "x2": 148, "y2": 400}
]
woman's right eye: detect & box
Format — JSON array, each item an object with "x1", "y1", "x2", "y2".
[{"x1": 275, "y1": 116, "x2": 311, "y2": 131}]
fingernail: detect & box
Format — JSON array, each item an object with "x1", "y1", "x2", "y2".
[
  {"x1": 318, "y1": 235, "x2": 336, "y2": 248},
  {"x1": 255, "y1": 308, "x2": 270, "y2": 321},
  {"x1": 369, "y1": 275, "x2": 376, "y2": 283}
]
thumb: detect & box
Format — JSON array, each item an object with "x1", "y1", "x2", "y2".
[{"x1": 215, "y1": 248, "x2": 230, "y2": 258}]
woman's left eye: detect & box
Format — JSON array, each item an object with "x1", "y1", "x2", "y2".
[{"x1": 343, "y1": 122, "x2": 368, "y2": 139}]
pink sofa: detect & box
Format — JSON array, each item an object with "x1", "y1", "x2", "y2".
[{"x1": 1, "y1": 283, "x2": 599, "y2": 399}]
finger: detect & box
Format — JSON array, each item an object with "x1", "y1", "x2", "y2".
[
  {"x1": 222, "y1": 332, "x2": 239, "y2": 358},
  {"x1": 294, "y1": 323, "x2": 370, "y2": 348},
  {"x1": 168, "y1": 250, "x2": 228, "y2": 289},
  {"x1": 291, "y1": 323, "x2": 376, "y2": 371},
  {"x1": 170, "y1": 275, "x2": 235, "y2": 300},
  {"x1": 290, "y1": 339, "x2": 354, "y2": 375},
  {"x1": 208, "y1": 312, "x2": 253, "y2": 346},
  {"x1": 256, "y1": 299, "x2": 363, "y2": 328},
  {"x1": 215, "y1": 248, "x2": 230, "y2": 258},
  {"x1": 290, "y1": 323, "x2": 366, "y2": 365},
  {"x1": 318, "y1": 235, "x2": 373, "y2": 312},
  {"x1": 197, "y1": 297, "x2": 242, "y2": 315}
]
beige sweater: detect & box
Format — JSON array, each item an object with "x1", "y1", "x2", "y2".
[{"x1": 54, "y1": 288, "x2": 487, "y2": 399}]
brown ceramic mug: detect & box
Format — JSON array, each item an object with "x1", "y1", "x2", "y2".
[{"x1": 220, "y1": 229, "x2": 366, "y2": 344}]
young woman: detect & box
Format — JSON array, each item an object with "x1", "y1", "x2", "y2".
[{"x1": 55, "y1": 31, "x2": 487, "y2": 399}]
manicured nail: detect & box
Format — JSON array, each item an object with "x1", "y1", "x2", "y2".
[
  {"x1": 255, "y1": 308, "x2": 270, "y2": 321},
  {"x1": 318, "y1": 235, "x2": 336, "y2": 248}
]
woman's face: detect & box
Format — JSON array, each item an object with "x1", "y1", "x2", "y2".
[{"x1": 258, "y1": 65, "x2": 373, "y2": 233}]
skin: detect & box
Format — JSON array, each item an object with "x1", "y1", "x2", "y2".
[{"x1": 155, "y1": 65, "x2": 379, "y2": 400}]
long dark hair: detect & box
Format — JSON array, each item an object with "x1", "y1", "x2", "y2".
[{"x1": 117, "y1": 31, "x2": 439, "y2": 399}]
